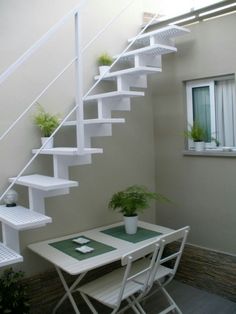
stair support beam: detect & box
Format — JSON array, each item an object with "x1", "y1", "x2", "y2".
[
  {"x1": 117, "y1": 75, "x2": 147, "y2": 90},
  {"x1": 29, "y1": 187, "x2": 71, "y2": 214},
  {"x1": 135, "y1": 54, "x2": 162, "y2": 68},
  {"x1": 53, "y1": 155, "x2": 92, "y2": 179},
  {"x1": 75, "y1": 11, "x2": 85, "y2": 152},
  {"x1": 2, "y1": 224, "x2": 20, "y2": 253},
  {"x1": 29, "y1": 188, "x2": 46, "y2": 214},
  {"x1": 150, "y1": 35, "x2": 175, "y2": 47}
]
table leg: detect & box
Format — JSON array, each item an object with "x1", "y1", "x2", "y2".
[{"x1": 53, "y1": 266, "x2": 87, "y2": 314}]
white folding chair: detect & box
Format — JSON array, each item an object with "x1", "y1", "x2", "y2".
[
  {"x1": 134, "y1": 226, "x2": 190, "y2": 314},
  {"x1": 78, "y1": 239, "x2": 161, "y2": 314}
]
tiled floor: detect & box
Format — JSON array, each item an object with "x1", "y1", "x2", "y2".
[{"x1": 57, "y1": 280, "x2": 236, "y2": 313}]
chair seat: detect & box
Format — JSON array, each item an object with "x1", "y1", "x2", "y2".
[{"x1": 78, "y1": 266, "x2": 143, "y2": 307}]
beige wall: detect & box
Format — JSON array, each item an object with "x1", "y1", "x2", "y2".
[
  {"x1": 0, "y1": 0, "x2": 157, "y2": 276},
  {"x1": 151, "y1": 13, "x2": 236, "y2": 255}
]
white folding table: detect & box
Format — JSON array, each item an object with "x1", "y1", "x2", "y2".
[{"x1": 28, "y1": 221, "x2": 173, "y2": 313}]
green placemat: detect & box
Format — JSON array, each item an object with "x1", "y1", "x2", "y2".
[
  {"x1": 49, "y1": 236, "x2": 116, "y2": 261},
  {"x1": 101, "y1": 225, "x2": 162, "y2": 243}
]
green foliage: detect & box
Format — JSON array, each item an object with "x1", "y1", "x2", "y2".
[
  {"x1": 184, "y1": 121, "x2": 206, "y2": 142},
  {"x1": 108, "y1": 185, "x2": 169, "y2": 217},
  {"x1": 97, "y1": 53, "x2": 113, "y2": 66},
  {"x1": 0, "y1": 268, "x2": 30, "y2": 314},
  {"x1": 34, "y1": 105, "x2": 60, "y2": 137}
]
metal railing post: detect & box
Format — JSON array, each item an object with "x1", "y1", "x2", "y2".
[{"x1": 75, "y1": 11, "x2": 84, "y2": 152}]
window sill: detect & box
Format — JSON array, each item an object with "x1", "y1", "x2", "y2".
[{"x1": 183, "y1": 149, "x2": 236, "y2": 157}]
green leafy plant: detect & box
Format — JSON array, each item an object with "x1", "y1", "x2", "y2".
[
  {"x1": 184, "y1": 121, "x2": 206, "y2": 142},
  {"x1": 109, "y1": 185, "x2": 169, "y2": 217},
  {"x1": 0, "y1": 268, "x2": 30, "y2": 313},
  {"x1": 97, "y1": 53, "x2": 113, "y2": 66},
  {"x1": 34, "y1": 105, "x2": 60, "y2": 137}
]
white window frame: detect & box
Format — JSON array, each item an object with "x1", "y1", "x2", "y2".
[{"x1": 186, "y1": 79, "x2": 216, "y2": 149}]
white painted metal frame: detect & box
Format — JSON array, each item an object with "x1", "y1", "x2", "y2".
[
  {"x1": 0, "y1": 0, "x2": 135, "y2": 144},
  {"x1": 0, "y1": 8, "x2": 160, "y2": 204},
  {"x1": 28, "y1": 221, "x2": 173, "y2": 313},
  {"x1": 186, "y1": 79, "x2": 216, "y2": 149},
  {"x1": 79, "y1": 240, "x2": 160, "y2": 314},
  {"x1": 135, "y1": 226, "x2": 190, "y2": 314}
]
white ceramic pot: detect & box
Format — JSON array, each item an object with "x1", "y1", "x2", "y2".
[
  {"x1": 41, "y1": 137, "x2": 54, "y2": 149},
  {"x1": 194, "y1": 141, "x2": 205, "y2": 151},
  {"x1": 124, "y1": 215, "x2": 138, "y2": 234},
  {"x1": 99, "y1": 65, "x2": 110, "y2": 76}
]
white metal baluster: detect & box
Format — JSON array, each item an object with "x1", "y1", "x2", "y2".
[{"x1": 75, "y1": 11, "x2": 84, "y2": 152}]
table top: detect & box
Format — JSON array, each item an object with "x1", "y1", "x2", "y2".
[{"x1": 28, "y1": 221, "x2": 173, "y2": 275}]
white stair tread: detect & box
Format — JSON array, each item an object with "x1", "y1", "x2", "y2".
[
  {"x1": 0, "y1": 243, "x2": 23, "y2": 267},
  {"x1": 128, "y1": 25, "x2": 190, "y2": 45},
  {"x1": 84, "y1": 91, "x2": 144, "y2": 102},
  {"x1": 95, "y1": 66, "x2": 162, "y2": 80},
  {"x1": 0, "y1": 205, "x2": 52, "y2": 230},
  {"x1": 114, "y1": 44, "x2": 176, "y2": 60},
  {"x1": 9, "y1": 174, "x2": 78, "y2": 191},
  {"x1": 32, "y1": 147, "x2": 103, "y2": 156},
  {"x1": 63, "y1": 118, "x2": 125, "y2": 127}
]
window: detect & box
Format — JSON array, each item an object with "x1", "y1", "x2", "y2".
[{"x1": 186, "y1": 75, "x2": 236, "y2": 149}]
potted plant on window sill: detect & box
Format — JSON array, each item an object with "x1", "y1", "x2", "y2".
[
  {"x1": 108, "y1": 185, "x2": 169, "y2": 235},
  {"x1": 97, "y1": 53, "x2": 113, "y2": 76},
  {"x1": 34, "y1": 105, "x2": 60, "y2": 149},
  {"x1": 184, "y1": 122, "x2": 206, "y2": 151}
]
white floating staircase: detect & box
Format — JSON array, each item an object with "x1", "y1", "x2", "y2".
[{"x1": 0, "y1": 22, "x2": 189, "y2": 267}]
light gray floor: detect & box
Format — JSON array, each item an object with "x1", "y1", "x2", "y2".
[
  {"x1": 58, "y1": 280, "x2": 236, "y2": 313},
  {"x1": 143, "y1": 281, "x2": 236, "y2": 314}
]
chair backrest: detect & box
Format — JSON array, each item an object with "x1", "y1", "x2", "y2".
[
  {"x1": 115, "y1": 239, "x2": 160, "y2": 307},
  {"x1": 149, "y1": 226, "x2": 190, "y2": 287}
]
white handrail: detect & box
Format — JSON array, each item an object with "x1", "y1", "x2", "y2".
[
  {"x1": 0, "y1": 11, "x2": 159, "y2": 203},
  {"x1": 0, "y1": 0, "x2": 135, "y2": 143},
  {"x1": 0, "y1": 57, "x2": 77, "y2": 142},
  {"x1": 0, "y1": 3, "x2": 84, "y2": 86}
]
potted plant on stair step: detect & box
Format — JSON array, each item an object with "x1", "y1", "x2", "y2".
[
  {"x1": 34, "y1": 105, "x2": 60, "y2": 149},
  {"x1": 184, "y1": 121, "x2": 206, "y2": 151},
  {"x1": 97, "y1": 53, "x2": 113, "y2": 75},
  {"x1": 109, "y1": 185, "x2": 168, "y2": 235}
]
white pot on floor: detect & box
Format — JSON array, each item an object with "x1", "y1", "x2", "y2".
[{"x1": 124, "y1": 215, "x2": 138, "y2": 235}]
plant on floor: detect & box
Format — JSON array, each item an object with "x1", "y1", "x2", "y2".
[
  {"x1": 97, "y1": 53, "x2": 113, "y2": 66},
  {"x1": 0, "y1": 268, "x2": 30, "y2": 313},
  {"x1": 34, "y1": 104, "x2": 60, "y2": 137}
]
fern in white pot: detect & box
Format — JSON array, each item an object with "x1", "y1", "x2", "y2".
[{"x1": 109, "y1": 185, "x2": 168, "y2": 234}]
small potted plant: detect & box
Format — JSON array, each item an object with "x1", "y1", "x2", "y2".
[
  {"x1": 97, "y1": 53, "x2": 113, "y2": 75},
  {"x1": 109, "y1": 185, "x2": 168, "y2": 234},
  {"x1": 34, "y1": 104, "x2": 60, "y2": 149},
  {"x1": 184, "y1": 121, "x2": 206, "y2": 151}
]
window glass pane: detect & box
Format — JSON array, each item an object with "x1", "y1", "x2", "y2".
[{"x1": 192, "y1": 86, "x2": 211, "y2": 142}]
